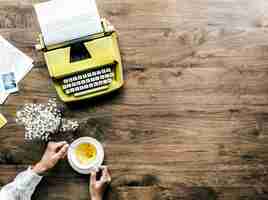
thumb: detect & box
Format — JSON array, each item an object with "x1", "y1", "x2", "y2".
[
  {"x1": 54, "y1": 141, "x2": 68, "y2": 151},
  {"x1": 90, "y1": 171, "x2": 97, "y2": 185},
  {"x1": 53, "y1": 144, "x2": 69, "y2": 160}
]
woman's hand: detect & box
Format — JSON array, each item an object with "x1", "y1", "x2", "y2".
[
  {"x1": 90, "y1": 166, "x2": 111, "y2": 200},
  {"x1": 32, "y1": 141, "x2": 69, "y2": 175}
]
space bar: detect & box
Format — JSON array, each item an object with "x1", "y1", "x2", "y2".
[{"x1": 74, "y1": 85, "x2": 109, "y2": 97}]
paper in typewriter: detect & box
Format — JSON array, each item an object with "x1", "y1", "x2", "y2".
[{"x1": 34, "y1": 0, "x2": 103, "y2": 46}]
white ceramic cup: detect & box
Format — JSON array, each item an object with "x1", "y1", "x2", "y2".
[{"x1": 67, "y1": 137, "x2": 104, "y2": 174}]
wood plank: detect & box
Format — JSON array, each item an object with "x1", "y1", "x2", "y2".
[
  {"x1": 1, "y1": 0, "x2": 268, "y2": 199},
  {"x1": 0, "y1": 165, "x2": 267, "y2": 200},
  {"x1": 2, "y1": 0, "x2": 268, "y2": 30}
]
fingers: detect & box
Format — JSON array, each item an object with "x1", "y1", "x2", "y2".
[
  {"x1": 100, "y1": 166, "x2": 111, "y2": 183},
  {"x1": 63, "y1": 150, "x2": 68, "y2": 158},
  {"x1": 90, "y1": 171, "x2": 97, "y2": 185},
  {"x1": 53, "y1": 144, "x2": 69, "y2": 160},
  {"x1": 48, "y1": 141, "x2": 67, "y2": 151},
  {"x1": 90, "y1": 166, "x2": 111, "y2": 185},
  {"x1": 53, "y1": 141, "x2": 68, "y2": 150}
]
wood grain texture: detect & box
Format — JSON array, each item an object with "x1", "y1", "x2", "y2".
[{"x1": 1, "y1": 0, "x2": 268, "y2": 199}]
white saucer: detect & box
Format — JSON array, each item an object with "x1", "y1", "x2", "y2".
[{"x1": 67, "y1": 137, "x2": 104, "y2": 174}]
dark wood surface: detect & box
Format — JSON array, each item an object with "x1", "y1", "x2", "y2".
[{"x1": 1, "y1": 0, "x2": 268, "y2": 199}]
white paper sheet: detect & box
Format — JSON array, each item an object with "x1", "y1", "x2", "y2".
[
  {"x1": 0, "y1": 36, "x2": 34, "y2": 104},
  {"x1": 34, "y1": 0, "x2": 103, "y2": 46},
  {"x1": 0, "y1": 36, "x2": 33, "y2": 82}
]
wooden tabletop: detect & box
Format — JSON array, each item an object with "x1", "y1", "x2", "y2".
[{"x1": 1, "y1": 0, "x2": 268, "y2": 199}]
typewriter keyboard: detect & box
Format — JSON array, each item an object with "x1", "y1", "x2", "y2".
[{"x1": 61, "y1": 63, "x2": 115, "y2": 97}]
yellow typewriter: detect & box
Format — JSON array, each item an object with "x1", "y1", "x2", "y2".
[{"x1": 36, "y1": 19, "x2": 124, "y2": 102}]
